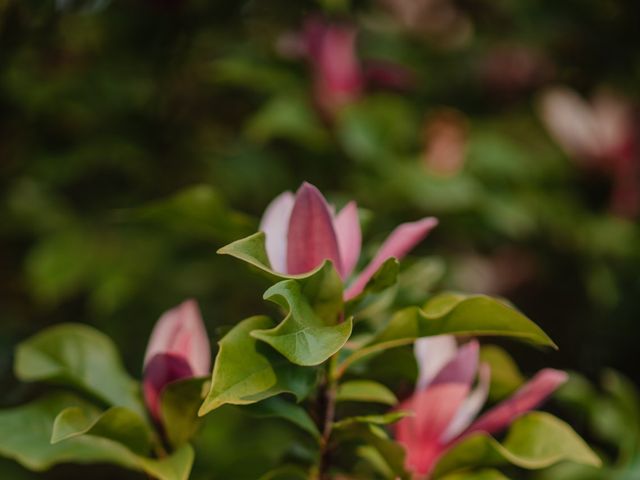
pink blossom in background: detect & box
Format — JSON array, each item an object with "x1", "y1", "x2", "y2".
[
  {"x1": 394, "y1": 335, "x2": 567, "y2": 477},
  {"x1": 538, "y1": 86, "x2": 640, "y2": 218},
  {"x1": 259, "y1": 182, "x2": 438, "y2": 300},
  {"x1": 143, "y1": 299, "x2": 211, "y2": 421},
  {"x1": 479, "y1": 45, "x2": 553, "y2": 98},
  {"x1": 278, "y1": 17, "x2": 414, "y2": 118},
  {"x1": 421, "y1": 109, "x2": 468, "y2": 176},
  {"x1": 380, "y1": 0, "x2": 473, "y2": 48}
]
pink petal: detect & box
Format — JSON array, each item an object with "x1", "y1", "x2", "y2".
[
  {"x1": 538, "y1": 87, "x2": 603, "y2": 161},
  {"x1": 143, "y1": 299, "x2": 211, "y2": 377},
  {"x1": 345, "y1": 217, "x2": 438, "y2": 299},
  {"x1": 441, "y1": 363, "x2": 491, "y2": 443},
  {"x1": 333, "y1": 201, "x2": 361, "y2": 278},
  {"x1": 414, "y1": 335, "x2": 458, "y2": 391},
  {"x1": 395, "y1": 383, "x2": 469, "y2": 476},
  {"x1": 430, "y1": 340, "x2": 479, "y2": 387},
  {"x1": 259, "y1": 191, "x2": 295, "y2": 273},
  {"x1": 464, "y1": 368, "x2": 568, "y2": 437},
  {"x1": 143, "y1": 353, "x2": 193, "y2": 421},
  {"x1": 286, "y1": 182, "x2": 343, "y2": 275}
]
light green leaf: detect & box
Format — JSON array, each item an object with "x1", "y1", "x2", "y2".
[
  {"x1": 243, "y1": 396, "x2": 321, "y2": 439},
  {"x1": 338, "y1": 293, "x2": 555, "y2": 375},
  {"x1": 333, "y1": 411, "x2": 409, "y2": 430},
  {"x1": 199, "y1": 316, "x2": 317, "y2": 415},
  {"x1": 480, "y1": 345, "x2": 525, "y2": 401},
  {"x1": 251, "y1": 280, "x2": 353, "y2": 366},
  {"x1": 218, "y1": 232, "x2": 345, "y2": 322},
  {"x1": 440, "y1": 469, "x2": 510, "y2": 480},
  {"x1": 14, "y1": 323, "x2": 144, "y2": 417},
  {"x1": 160, "y1": 377, "x2": 208, "y2": 448},
  {"x1": 0, "y1": 393, "x2": 194, "y2": 480},
  {"x1": 51, "y1": 406, "x2": 153, "y2": 455},
  {"x1": 431, "y1": 412, "x2": 601, "y2": 478},
  {"x1": 336, "y1": 380, "x2": 398, "y2": 405}
]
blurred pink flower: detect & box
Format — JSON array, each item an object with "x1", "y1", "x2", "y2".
[
  {"x1": 394, "y1": 336, "x2": 567, "y2": 477},
  {"x1": 279, "y1": 17, "x2": 414, "y2": 117},
  {"x1": 303, "y1": 18, "x2": 364, "y2": 116},
  {"x1": 380, "y1": 0, "x2": 472, "y2": 48},
  {"x1": 260, "y1": 182, "x2": 438, "y2": 300},
  {"x1": 143, "y1": 299, "x2": 211, "y2": 421},
  {"x1": 479, "y1": 45, "x2": 553, "y2": 98},
  {"x1": 421, "y1": 109, "x2": 468, "y2": 176},
  {"x1": 539, "y1": 86, "x2": 640, "y2": 218}
]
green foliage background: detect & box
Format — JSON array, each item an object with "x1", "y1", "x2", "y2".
[{"x1": 1, "y1": 0, "x2": 639, "y2": 478}]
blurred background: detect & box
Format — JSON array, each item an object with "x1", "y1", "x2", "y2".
[{"x1": 1, "y1": 0, "x2": 639, "y2": 478}]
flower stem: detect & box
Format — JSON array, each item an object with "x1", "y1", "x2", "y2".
[{"x1": 313, "y1": 354, "x2": 339, "y2": 480}]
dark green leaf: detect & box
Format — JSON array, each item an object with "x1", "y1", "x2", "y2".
[
  {"x1": 161, "y1": 377, "x2": 208, "y2": 448},
  {"x1": 199, "y1": 316, "x2": 316, "y2": 415},
  {"x1": 243, "y1": 396, "x2": 320, "y2": 439},
  {"x1": 333, "y1": 411, "x2": 409, "y2": 430},
  {"x1": 14, "y1": 323, "x2": 144, "y2": 417},
  {"x1": 334, "y1": 423, "x2": 409, "y2": 480},
  {"x1": 258, "y1": 465, "x2": 310, "y2": 480}
]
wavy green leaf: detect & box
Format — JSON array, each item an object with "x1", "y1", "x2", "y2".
[
  {"x1": 251, "y1": 280, "x2": 353, "y2": 366},
  {"x1": 51, "y1": 405, "x2": 152, "y2": 455},
  {"x1": 338, "y1": 293, "x2": 555, "y2": 375},
  {"x1": 218, "y1": 232, "x2": 345, "y2": 322},
  {"x1": 431, "y1": 412, "x2": 601, "y2": 478},
  {"x1": 199, "y1": 316, "x2": 317, "y2": 415}
]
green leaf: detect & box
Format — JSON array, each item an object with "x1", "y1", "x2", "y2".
[
  {"x1": 479, "y1": 345, "x2": 525, "y2": 401},
  {"x1": 119, "y1": 184, "x2": 253, "y2": 242},
  {"x1": 243, "y1": 396, "x2": 321, "y2": 439},
  {"x1": 14, "y1": 323, "x2": 144, "y2": 417},
  {"x1": 334, "y1": 423, "x2": 409, "y2": 479},
  {"x1": 333, "y1": 411, "x2": 409, "y2": 430},
  {"x1": 51, "y1": 406, "x2": 153, "y2": 455},
  {"x1": 439, "y1": 469, "x2": 510, "y2": 480},
  {"x1": 246, "y1": 94, "x2": 330, "y2": 150},
  {"x1": 349, "y1": 258, "x2": 400, "y2": 300},
  {"x1": 218, "y1": 232, "x2": 345, "y2": 322},
  {"x1": 0, "y1": 393, "x2": 194, "y2": 480},
  {"x1": 199, "y1": 316, "x2": 316, "y2": 415},
  {"x1": 336, "y1": 380, "x2": 398, "y2": 406},
  {"x1": 258, "y1": 465, "x2": 310, "y2": 480},
  {"x1": 338, "y1": 293, "x2": 555, "y2": 375},
  {"x1": 160, "y1": 377, "x2": 208, "y2": 448},
  {"x1": 251, "y1": 280, "x2": 353, "y2": 366},
  {"x1": 431, "y1": 412, "x2": 601, "y2": 478}
]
